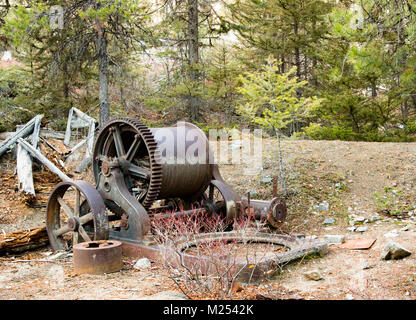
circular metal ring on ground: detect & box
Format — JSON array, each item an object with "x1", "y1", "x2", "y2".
[{"x1": 73, "y1": 240, "x2": 123, "y2": 275}]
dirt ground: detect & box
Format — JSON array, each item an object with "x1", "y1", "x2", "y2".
[{"x1": 1, "y1": 138, "x2": 416, "y2": 300}]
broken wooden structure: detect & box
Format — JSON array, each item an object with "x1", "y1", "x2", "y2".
[{"x1": 0, "y1": 107, "x2": 97, "y2": 202}]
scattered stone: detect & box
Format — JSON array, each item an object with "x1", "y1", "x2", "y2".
[
  {"x1": 400, "y1": 225, "x2": 410, "y2": 232},
  {"x1": 368, "y1": 213, "x2": 381, "y2": 223},
  {"x1": 324, "y1": 235, "x2": 345, "y2": 245},
  {"x1": 133, "y1": 258, "x2": 152, "y2": 270},
  {"x1": 139, "y1": 291, "x2": 188, "y2": 300},
  {"x1": 314, "y1": 201, "x2": 330, "y2": 212},
  {"x1": 356, "y1": 226, "x2": 368, "y2": 233},
  {"x1": 304, "y1": 270, "x2": 323, "y2": 281},
  {"x1": 381, "y1": 241, "x2": 411, "y2": 260},
  {"x1": 323, "y1": 218, "x2": 335, "y2": 225},
  {"x1": 347, "y1": 227, "x2": 356, "y2": 232},
  {"x1": 355, "y1": 216, "x2": 366, "y2": 223},
  {"x1": 384, "y1": 230, "x2": 399, "y2": 238},
  {"x1": 345, "y1": 294, "x2": 354, "y2": 300},
  {"x1": 48, "y1": 251, "x2": 67, "y2": 260},
  {"x1": 335, "y1": 182, "x2": 342, "y2": 189}
]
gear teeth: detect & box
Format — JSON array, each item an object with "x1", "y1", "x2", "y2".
[{"x1": 92, "y1": 117, "x2": 163, "y2": 210}]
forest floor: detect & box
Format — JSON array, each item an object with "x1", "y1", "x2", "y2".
[{"x1": 0, "y1": 138, "x2": 416, "y2": 300}]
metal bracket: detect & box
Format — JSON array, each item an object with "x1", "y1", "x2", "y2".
[{"x1": 96, "y1": 159, "x2": 150, "y2": 242}]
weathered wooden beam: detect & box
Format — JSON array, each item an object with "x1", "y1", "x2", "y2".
[
  {"x1": 0, "y1": 130, "x2": 67, "y2": 141},
  {"x1": 64, "y1": 107, "x2": 74, "y2": 146},
  {"x1": 64, "y1": 107, "x2": 96, "y2": 147},
  {"x1": 16, "y1": 143, "x2": 36, "y2": 197},
  {"x1": 0, "y1": 227, "x2": 48, "y2": 255},
  {"x1": 0, "y1": 115, "x2": 43, "y2": 157},
  {"x1": 16, "y1": 116, "x2": 42, "y2": 198},
  {"x1": 17, "y1": 138, "x2": 73, "y2": 183},
  {"x1": 86, "y1": 120, "x2": 96, "y2": 158}
]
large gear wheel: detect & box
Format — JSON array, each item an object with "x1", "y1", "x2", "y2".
[{"x1": 92, "y1": 117, "x2": 163, "y2": 210}]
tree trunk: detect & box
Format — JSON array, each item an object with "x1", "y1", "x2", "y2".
[
  {"x1": 187, "y1": 0, "x2": 200, "y2": 122},
  {"x1": 96, "y1": 22, "x2": 110, "y2": 125}
]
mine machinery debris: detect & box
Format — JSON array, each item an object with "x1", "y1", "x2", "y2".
[
  {"x1": 44, "y1": 117, "x2": 328, "y2": 276},
  {"x1": 46, "y1": 117, "x2": 287, "y2": 248}
]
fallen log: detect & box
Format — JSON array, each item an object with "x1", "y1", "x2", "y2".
[{"x1": 0, "y1": 227, "x2": 49, "y2": 255}]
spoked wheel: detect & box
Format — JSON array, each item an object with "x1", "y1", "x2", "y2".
[
  {"x1": 204, "y1": 183, "x2": 226, "y2": 217},
  {"x1": 92, "y1": 117, "x2": 162, "y2": 210},
  {"x1": 203, "y1": 180, "x2": 243, "y2": 220},
  {"x1": 46, "y1": 180, "x2": 109, "y2": 251}
]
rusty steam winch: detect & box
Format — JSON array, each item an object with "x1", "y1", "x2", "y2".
[{"x1": 46, "y1": 118, "x2": 287, "y2": 251}]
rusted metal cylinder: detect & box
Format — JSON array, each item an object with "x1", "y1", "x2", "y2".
[
  {"x1": 73, "y1": 240, "x2": 123, "y2": 274},
  {"x1": 151, "y1": 122, "x2": 213, "y2": 199},
  {"x1": 241, "y1": 197, "x2": 287, "y2": 227}
]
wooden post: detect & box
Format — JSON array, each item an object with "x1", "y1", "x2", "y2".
[
  {"x1": 64, "y1": 107, "x2": 74, "y2": 146},
  {"x1": 16, "y1": 116, "x2": 42, "y2": 198},
  {"x1": 63, "y1": 107, "x2": 96, "y2": 160}
]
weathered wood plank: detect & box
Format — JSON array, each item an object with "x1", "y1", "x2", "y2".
[
  {"x1": 17, "y1": 138, "x2": 73, "y2": 183},
  {"x1": 16, "y1": 143, "x2": 35, "y2": 197},
  {"x1": 0, "y1": 115, "x2": 43, "y2": 157}
]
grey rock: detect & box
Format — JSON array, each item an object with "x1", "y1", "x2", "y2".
[
  {"x1": 347, "y1": 227, "x2": 356, "y2": 232},
  {"x1": 355, "y1": 226, "x2": 368, "y2": 233},
  {"x1": 324, "y1": 235, "x2": 345, "y2": 245},
  {"x1": 384, "y1": 230, "x2": 399, "y2": 238},
  {"x1": 314, "y1": 201, "x2": 330, "y2": 212},
  {"x1": 304, "y1": 270, "x2": 323, "y2": 281},
  {"x1": 323, "y1": 218, "x2": 335, "y2": 225},
  {"x1": 139, "y1": 291, "x2": 188, "y2": 300},
  {"x1": 354, "y1": 216, "x2": 366, "y2": 223},
  {"x1": 133, "y1": 258, "x2": 152, "y2": 270},
  {"x1": 381, "y1": 241, "x2": 411, "y2": 260},
  {"x1": 345, "y1": 294, "x2": 354, "y2": 300},
  {"x1": 400, "y1": 225, "x2": 410, "y2": 232},
  {"x1": 261, "y1": 177, "x2": 273, "y2": 184}
]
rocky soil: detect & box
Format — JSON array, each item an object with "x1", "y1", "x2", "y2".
[{"x1": 0, "y1": 138, "x2": 416, "y2": 300}]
